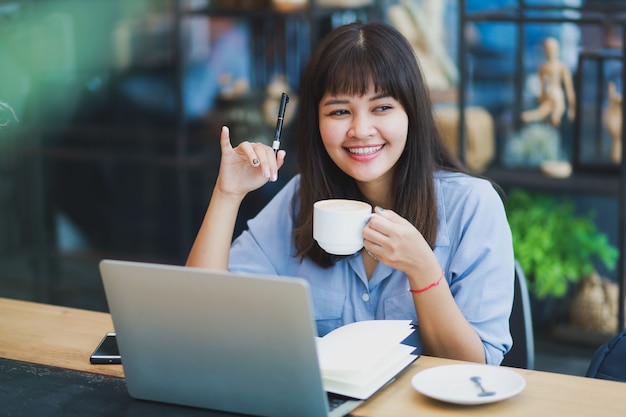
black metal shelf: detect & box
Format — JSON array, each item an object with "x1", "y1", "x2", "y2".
[
  {"x1": 485, "y1": 167, "x2": 621, "y2": 196},
  {"x1": 459, "y1": 0, "x2": 626, "y2": 334},
  {"x1": 182, "y1": 4, "x2": 374, "y2": 18},
  {"x1": 464, "y1": 6, "x2": 626, "y2": 25}
]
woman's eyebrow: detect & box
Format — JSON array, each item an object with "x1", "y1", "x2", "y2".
[
  {"x1": 321, "y1": 93, "x2": 391, "y2": 107},
  {"x1": 320, "y1": 98, "x2": 349, "y2": 106},
  {"x1": 370, "y1": 93, "x2": 391, "y2": 101}
]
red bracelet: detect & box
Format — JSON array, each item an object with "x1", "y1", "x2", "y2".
[{"x1": 409, "y1": 270, "x2": 444, "y2": 294}]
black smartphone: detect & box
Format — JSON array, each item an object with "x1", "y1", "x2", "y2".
[{"x1": 89, "y1": 332, "x2": 121, "y2": 364}]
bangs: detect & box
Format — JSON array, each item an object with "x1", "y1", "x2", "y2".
[
  {"x1": 321, "y1": 50, "x2": 396, "y2": 98},
  {"x1": 308, "y1": 23, "x2": 416, "y2": 103}
]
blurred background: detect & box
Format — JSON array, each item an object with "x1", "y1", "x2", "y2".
[{"x1": 1, "y1": 0, "x2": 387, "y2": 310}]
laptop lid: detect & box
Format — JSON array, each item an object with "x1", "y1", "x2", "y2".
[{"x1": 99, "y1": 259, "x2": 335, "y2": 417}]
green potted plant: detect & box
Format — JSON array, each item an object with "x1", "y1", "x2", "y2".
[{"x1": 505, "y1": 189, "x2": 619, "y2": 332}]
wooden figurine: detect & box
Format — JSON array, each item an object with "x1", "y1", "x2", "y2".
[
  {"x1": 521, "y1": 37, "x2": 576, "y2": 127},
  {"x1": 605, "y1": 81, "x2": 623, "y2": 164}
]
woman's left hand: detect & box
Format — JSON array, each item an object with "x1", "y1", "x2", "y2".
[{"x1": 362, "y1": 206, "x2": 439, "y2": 280}]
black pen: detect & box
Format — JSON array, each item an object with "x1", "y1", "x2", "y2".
[{"x1": 272, "y1": 92, "x2": 290, "y2": 155}]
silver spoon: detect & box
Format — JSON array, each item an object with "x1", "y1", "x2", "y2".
[{"x1": 470, "y1": 376, "x2": 496, "y2": 397}]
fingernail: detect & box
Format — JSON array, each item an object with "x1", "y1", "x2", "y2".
[
  {"x1": 252, "y1": 158, "x2": 259, "y2": 165},
  {"x1": 264, "y1": 170, "x2": 270, "y2": 178},
  {"x1": 376, "y1": 206, "x2": 384, "y2": 211},
  {"x1": 271, "y1": 173, "x2": 278, "y2": 182}
]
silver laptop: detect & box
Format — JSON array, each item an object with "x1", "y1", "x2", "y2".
[{"x1": 99, "y1": 259, "x2": 407, "y2": 417}]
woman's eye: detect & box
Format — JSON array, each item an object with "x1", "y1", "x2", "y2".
[
  {"x1": 374, "y1": 105, "x2": 392, "y2": 112},
  {"x1": 328, "y1": 109, "x2": 349, "y2": 116}
]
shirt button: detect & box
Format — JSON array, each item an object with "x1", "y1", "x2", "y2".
[{"x1": 362, "y1": 293, "x2": 370, "y2": 302}]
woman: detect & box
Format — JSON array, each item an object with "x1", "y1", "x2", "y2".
[{"x1": 187, "y1": 22, "x2": 514, "y2": 365}]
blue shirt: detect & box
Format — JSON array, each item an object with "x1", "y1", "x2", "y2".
[{"x1": 229, "y1": 171, "x2": 514, "y2": 364}]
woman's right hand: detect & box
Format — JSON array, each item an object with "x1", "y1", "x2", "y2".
[
  {"x1": 187, "y1": 125, "x2": 285, "y2": 269},
  {"x1": 215, "y1": 126, "x2": 286, "y2": 198}
]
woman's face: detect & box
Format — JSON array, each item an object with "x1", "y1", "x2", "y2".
[{"x1": 318, "y1": 84, "x2": 408, "y2": 188}]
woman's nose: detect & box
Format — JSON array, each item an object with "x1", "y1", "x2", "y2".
[{"x1": 348, "y1": 114, "x2": 375, "y2": 138}]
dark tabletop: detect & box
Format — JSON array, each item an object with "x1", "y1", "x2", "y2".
[{"x1": 0, "y1": 357, "x2": 239, "y2": 417}]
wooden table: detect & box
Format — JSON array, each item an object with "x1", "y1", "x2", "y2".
[{"x1": 1, "y1": 297, "x2": 624, "y2": 416}]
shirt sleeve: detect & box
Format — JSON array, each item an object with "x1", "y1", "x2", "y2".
[
  {"x1": 228, "y1": 176, "x2": 301, "y2": 275},
  {"x1": 435, "y1": 175, "x2": 514, "y2": 365}
]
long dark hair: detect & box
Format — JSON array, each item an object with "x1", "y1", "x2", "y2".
[{"x1": 294, "y1": 22, "x2": 466, "y2": 267}]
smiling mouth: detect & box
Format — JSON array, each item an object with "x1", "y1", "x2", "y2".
[{"x1": 346, "y1": 145, "x2": 384, "y2": 155}]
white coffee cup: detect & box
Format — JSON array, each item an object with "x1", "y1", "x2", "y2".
[{"x1": 313, "y1": 199, "x2": 373, "y2": 255}]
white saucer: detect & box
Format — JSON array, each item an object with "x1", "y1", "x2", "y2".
[{"x1": 411, "y1": 364, "x2": 526, "y2": 405}]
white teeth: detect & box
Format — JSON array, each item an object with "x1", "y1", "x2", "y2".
[{"x1": 347, "y1": 145, "x2": 383, "y2": 155}]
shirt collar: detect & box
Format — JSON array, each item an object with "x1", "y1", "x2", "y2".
[{"x1": 347, "y1": 252, "x2": 394, "y2": 288}]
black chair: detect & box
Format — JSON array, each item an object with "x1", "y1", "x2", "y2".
[
  {"x1": 586, "y1": 330, "x2": 626, "y2": 382},
  {"x1": 501, "y1": 261, "x2": 535, "y2": 369}
]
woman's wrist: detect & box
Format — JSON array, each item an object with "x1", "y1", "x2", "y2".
[
  {"x1": 409, "y1": 269, "x2": 444, "y2": 294},
  {"x1": 406, "y1": 259, "x2": 445, "y2": 294},
  {"x1": 214, "y1": 182, "x2": 248, "y2": 204}
]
